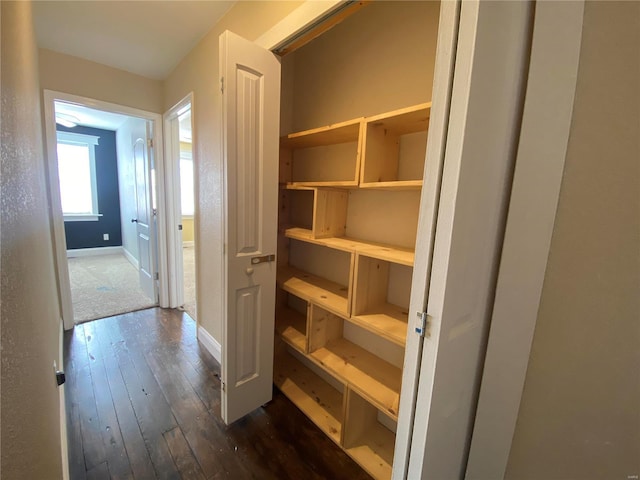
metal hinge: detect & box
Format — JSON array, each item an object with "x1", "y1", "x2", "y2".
[
  {"x1": 415, "y1": 311, "x2": 429, "y2": 337},
  {"x1": 221, "y1": 381, "x2": 226, "y2": 392},
  {"x1": 155, "y1": 272, "x2": 159, "y2": 280},
  {"x1": 147, "y1": 138, "x2": 153, "y2": 148},
  {"x1": 220, "y1": 77, "x2": 224, "y2": 94}
]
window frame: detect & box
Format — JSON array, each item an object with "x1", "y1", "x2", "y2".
[{"x1": 56, "y1": 131, "x2": 102, "y2": 222}]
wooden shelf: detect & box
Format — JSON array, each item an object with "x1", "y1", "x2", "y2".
[
  {"x1": 350, "y1": 303, "x2": 409, "y2": 347},
  {"x1": 359, "y1": 180, "x2": 423, "y2": 191},
  {"x1": 310, "y1": 337, "x2": 401, "y2": 419},
  {"x1": 275, "y1": 306, "x2": 307, "y2": 353},
  {"x1": 274, "y1": 350, "x2": 344, "y2": 445},
  {"x1": 281, "y1": 118, "x2": 363, "y2": 149},
  {"x1": 277, "y1": 266, "x2": 350, "y2": 317},
  {"x1": 365, "y1": 103, "x2": 431, "y2": 135},
  {"x1": 344, "y1": 389, "x2": 396, "y2": 480},
  {"x1": 285, "y1": 228, "x2": 415, "y2": 266}
]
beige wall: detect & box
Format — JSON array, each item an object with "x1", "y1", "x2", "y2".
[
  {"x1": 1, "y1": 2, "x2": 64, "y2": 478},
  {"x1": 39, "y1": 48, "x2": 163, "y2": 113},
  {"x1": 182, "y1": 217, "x2": 195, "y2": 243},
  {"x1": 506, "y1": 2, "x2": 640, "y2": 478},
  {"x1": 163, "y1": 1, "x2": 303, "y2": 341},
  {"x1": 287, "y1": 1, "x2": 440, "y2": 132}
]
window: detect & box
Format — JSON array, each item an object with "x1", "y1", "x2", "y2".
[
  {"x1": 56, "y1": 131, "x2": 101, "y2": 221},
  {"x1": 180, "y1": 151, "x2": 194, "y2": 216}
]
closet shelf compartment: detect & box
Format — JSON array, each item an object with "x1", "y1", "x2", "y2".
[
  {"x1": 275, "y1": 305, "x2": 307, "y2": 353},
  {"x1": 358, "y1": 180, "x2": 423, "y2": 191},
  {"x1": 350, "y1": 304, "x2": 409, "y2": 347},
  {"x1": 277, "y1": 266, "x2": 350, "y2": 317},
  {"x1": 274, "y1": 349, "x2": 344, "y2": 445},
  {"x1": 310, "y1": 337, "x2": 402, "y2": 419},
  {"x1": 280, "y1": 118, "x2": 363, "y2": 149},
  {"x1": 284, "y1": 227, "x2": 415, "y2": 266}
]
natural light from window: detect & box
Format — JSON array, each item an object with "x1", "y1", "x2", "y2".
[
  {"x1": 56, "y1": 132, "x2": 100, "y2": 219},
  {"x1": 180, "y1": 156, "x2": 194, "y2": 216}
]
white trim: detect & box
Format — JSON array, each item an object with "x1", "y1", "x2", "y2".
[
  {"x1": 197, "y1": 325, "x2": 221, "y2": 363},
  {"x1": 63, "y1": 214, "x2": 102, "y2": 222},
  {"x1": 43, "y1": 90, "x2": 168, "y2": 329},
  {"x1": 66, "y1": 246, "x2": 123, "y2": 258},
  {"x1": 406, "y1": 1, "x2": 534, "y2": 477},
  {"x1": 163, "y1": 93, "x2": 194, "y2": 310},
  {"x1": 465, "y1": 2, "x2": 586, "y2": 478},
  {"x1": 123, "y1": 247, "x2": 139, "y2": 270},
  {"x1": 59, "y1": 320, "x2": 69, "y2": 480},
  {"x1": 254, "y1": 0, "x2": 343, "y2": 51}
]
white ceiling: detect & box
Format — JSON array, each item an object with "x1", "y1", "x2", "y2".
[
  {"x1": 55, "y1": 101, "x2": 131, "y2": 131},
  {"x1": 32, "y1": 1, "x2": 236, "y2": 80}
]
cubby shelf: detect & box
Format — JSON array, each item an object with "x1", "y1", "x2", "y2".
[
  {"x1": 280, "y1": 118, "x2": 362, "y2": 149},
  {"x1": 277, "y1": 266, "x2": 350, "y2": 318},
  {"x1": 358, "y1": 179, "x2": 423, "y2": 191},
  {"x1": 310, "y1": 337, "x2": 402, "y2": 419},
  {"x1": 275, "y1": 306, "x2": 307, "y2": 353},
  {"x1": 350, "y1": 305, "x2": 409, "y2": 347},
  {"x1": 274, "y1": 349, "x2": 344, "y2": 445},
  {"x1": 284, "y1": 227, "x2": 415, "y2": 267}
]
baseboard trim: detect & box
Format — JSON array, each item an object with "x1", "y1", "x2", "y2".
[
  {"x1": 122, "y1": 248, "x2": 139, "y2": 270},
  {"x1": 197, "y1": 326, "x2": 221, "y2": 363},
  {"x1": 67, "y1": 246, "x2": 122, "y2": 258}
]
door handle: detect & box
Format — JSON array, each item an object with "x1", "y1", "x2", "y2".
[
  {"x1": 131, "y1": 218, "x2": 138, "y2": 223},
  {"x1": 250, "y1": 254, "x2": 275, "y2": 265}
]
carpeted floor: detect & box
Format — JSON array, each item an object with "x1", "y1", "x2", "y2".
[
  {"x1": 68, "y1": 253, "x2": 156, "y2": 323},
  {"x1": 68, "y1": 248, "x2": 197, "y2": 324}
]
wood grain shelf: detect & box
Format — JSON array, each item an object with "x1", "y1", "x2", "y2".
[
  {"x1": 274, "y1": 350, "x2": 344, "y2": 445},
  {"x1": 285, "y1": 228, "x2": 415, "y2": 266},
  {"x1": 275, "y1": 306, "x2": 307, "y2": 353},
  {"x1": 350, "y1": 303, "x2": 409, "y2": 347},
  {"x1": 277, "y1": 266, "x2": 350, "y2": 318},
  {"x1": 281, "y1": 118, "x2": 363, "y2": 149},
  {"x1": 365, "y1": 103, "x2": 431, "y2": 135},
  {"x1": 310, "y1": 338, "x2": 402, "y2": 419},
  {"x1": 358, "y1": 180, "x2": 423, "y2": 191}
]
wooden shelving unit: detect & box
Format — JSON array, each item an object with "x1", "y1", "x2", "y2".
[{"x1": 275, "y1": 102, "x2": 430, "y2": 480}]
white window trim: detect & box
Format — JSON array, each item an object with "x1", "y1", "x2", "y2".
[{"x1": 56, "y1": 131, "x2": 101, "y2": 221}]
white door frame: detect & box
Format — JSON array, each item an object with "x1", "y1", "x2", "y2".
[
  {"x1": 43, "y1": 90, "x2": 169, "y2": 331},
  {"x1": 163, "y1": 93, "x2": 195, "y2": 310},
  {"x1": 228, "y1": 0, "x2": 585, "y2": 476}
]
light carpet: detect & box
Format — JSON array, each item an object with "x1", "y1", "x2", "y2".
[{"x1": 68, "y1": 253, "x2": 156, "y2": 323}]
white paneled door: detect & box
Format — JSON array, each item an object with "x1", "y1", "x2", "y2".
[
  {"x1": 220, "y1": 30, "x2": 281, "y2": 424},
  {"x1": 133, "y1": 126, "x2": 157, "y2": 302}
]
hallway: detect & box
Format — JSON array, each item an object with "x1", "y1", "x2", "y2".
[{"x1": 64, "y1": 308, "x2": 370, "y2": 479}]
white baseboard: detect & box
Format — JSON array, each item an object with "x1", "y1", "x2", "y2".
[
  {"x1": 66, "y1": 246, "x2": 122, "y2": 258},
  {"x1": 122, "y1": 248, "x2": 139, "y2": 270},
  {"x1": 197, "y1": 326, "x2": 221, "y2": 363},
  {"x1": 183, "y1": 241, "x2": 194, "y2": 248}
]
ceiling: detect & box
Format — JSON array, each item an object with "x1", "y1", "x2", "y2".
[
  {"x1": 32, "y1": 1, "x2": 236, "y2": 80},
  {"x1": 55, "y1": 101, "x2": 131, "y2": 131}
]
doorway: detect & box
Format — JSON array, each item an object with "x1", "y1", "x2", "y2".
[{"x1": 44, "y1": 91, "x2": 169, "y2": 330}]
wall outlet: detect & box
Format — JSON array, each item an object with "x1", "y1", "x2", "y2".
[{"x1": 103, "y1": 233, "x2": 109, "y2": 241}]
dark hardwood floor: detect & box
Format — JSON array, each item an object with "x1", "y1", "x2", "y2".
[{"x1": 64, "y1": 307, "x2": 372, "y2": 480}]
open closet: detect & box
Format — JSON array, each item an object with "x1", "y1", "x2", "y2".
[{"x1": 274, "y1": 3, "x2": 441, "y2": 478}]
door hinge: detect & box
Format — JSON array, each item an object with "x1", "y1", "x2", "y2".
[
  {"x1": 154, "y1": 272, "x2": 159, "y2": 280},
  {"x1": 147, "y1": 138, "x2": 153, "y2": 148},
  {"x1": 221, "y1": 380, "x2": 226, "y2": 392},
  {"x1": 220, "y1": 76, "x2": 224, "y2": 94},
  {"x1": 415, "y1": 311, "x2": 429, "y2": 337}
]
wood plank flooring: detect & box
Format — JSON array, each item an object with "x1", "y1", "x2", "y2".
[{"x1": 64, "y1": 308, "x2": 372, "y2": 480}]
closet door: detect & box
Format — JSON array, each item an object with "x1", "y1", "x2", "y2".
[{"x1": 219, "y1": 30, "x2": 281, "y2": 425}]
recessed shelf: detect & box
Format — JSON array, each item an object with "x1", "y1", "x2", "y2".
[
  {"x1": 274, "y1": 348, "x2": 344, "y2": 445},
  {"x1": 350, "y1": 303, "x2": 409, "y2": 347},
  {"x1": 275, "y1": 305, "x2": 307, "y2": 353},
  {"x1": 277, "y1": 266, "x2": 350, "y2": 318}
]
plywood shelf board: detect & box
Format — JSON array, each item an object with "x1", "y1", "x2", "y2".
[
  {"x1": 274, "y1": 352, "x2": 344, "y2": 444},
  {"x1": 275, "y1": 306, "x2": 307, "y2": 353},
  {"x1": 288, "y1": 181, "x2": 360, "y2": 188},
  {"x1": 310, "y1": 338, "x2": 401, "y2": 418},
  {"x1": 345, "y1": 422, "x2": 395, "y2": 480},
  {"x1": 359, "y1": 180, "x2": 423, "y2": 191},
  {"x1": 277, "y1": 266, "x2": 349, "y2": 317},
  {"x1": 365, "y1": 103, "x2": 432, "y2": 135},
  {"x1": 350, "y1": 303, "x2": 409, "y2": 347},
  {"x1": 284, "y1": 228, "x2": 415, "y2": 266},
  {"x1": 281, "y1": 118, "x2": 363, "y2": 148}
]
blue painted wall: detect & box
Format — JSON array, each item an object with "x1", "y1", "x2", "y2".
[{"x1": 58, "y1": 125, "x2": 123, "y2": 249}]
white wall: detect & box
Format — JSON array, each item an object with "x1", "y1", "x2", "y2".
[
  {"x1": 1, "y1": 2, "x2": 64, "y2": 478},
  {"x1": 116, "y1": 116, "x2": 148, "y2": 265},
  {"x1": 505, "y1": 2, "x2": 640, "y2": 478}
]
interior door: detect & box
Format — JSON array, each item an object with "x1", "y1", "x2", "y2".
[
  {"x1": 133, "y1": 127, "x2": 157, "y2": 301},
  {"x1": 220, "y1": 30, "x2": 281, "y2": 424}
]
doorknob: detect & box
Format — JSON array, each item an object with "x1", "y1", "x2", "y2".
[
  {"x1": 251, "y1": 254, "x2": 275, "y2": 265},
  {"x1": 131, "y1": 218, "x2": 138, "y2": 223}
]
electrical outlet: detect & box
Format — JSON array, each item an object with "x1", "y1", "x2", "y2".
[{"x1": 103, "y1": 233, "x2": 109, "y2": 241}]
